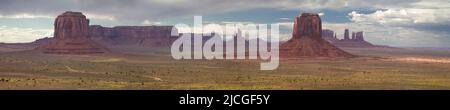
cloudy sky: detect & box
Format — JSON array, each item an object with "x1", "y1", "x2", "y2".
[{"x1": 0, "y1": 0, "x2": 449, "y2": 47}]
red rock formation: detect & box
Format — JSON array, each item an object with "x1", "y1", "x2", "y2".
[
  {"x1": 322, "y1": 29, "x2": 333, "y2": 38},
  {"x1": 293, "y1": 13, "x2": 322, "y2": 39},
  {"x1": 280, "y1": 13, "x2": 354, "y2": 58},
  {"x1": 344, "y1": 29, "x2": 350, "y2": 40},
  {"x1": 355, "y1": 31, "x2": 364, "y2": 41},
  {"x1": 88, "y1": 25, "x2": 175, "y2": 47},
  {"x1": 321, "y1": 29, "x2": 338, "y2": 42},
  {"x1": 323, "y1": 30, "x2": 375, "y2": 48},
  {"x1": 351, "y1": 32, "x2": 356, "y2": 40},
  {"x1": 38, "y1": 11, "x2": 108, "y2": 54},
  {"x1": 31, "y1": 37, "x2": 52, "y2": 45}
]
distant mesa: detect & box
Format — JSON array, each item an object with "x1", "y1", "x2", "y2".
[
  {"x1": 37, "y1": 11, "x2": 109, "y2": 54},
  {"x1": 280, "y1": 13, "x2": 355, "y2": 58},
  {"x1": 88, "y1": 25, "x2": 176, "y2": 47},
  {"x1": 32, "y1": 37, "x2": 52, "y2": 45},
  {"x1": 322, "y1": 29, "x2": 380, "y2": 48}
]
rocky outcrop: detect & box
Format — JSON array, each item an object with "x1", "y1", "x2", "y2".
[
  {"x1": 88, "y1": 25, "x2": 176, "y2": 47},
  {"x1": 344, "y1": 29, "x2": 350, "y2": 40},
  {"x1": 322, "y1": 29, "x2": 375, "y2": 48},
  {"x1": 280, "y1": 13, "x2": 354, "y2": 58},
  {"x1": 322, "y1": 29, "x2": 334, "y2": 38},
  {"x1": 322, "y1": 29, "x2": 339, "y2": 42},
  {"x1": 38, "y1": 11, "x2": 109, "y2": 54},
  {"x1": 355, "y1": 32, "x2": 364, "y2": 41},
  {"x1": 351, "y1": 32, "x2": 355, "y2": 40},
  {"x1": 30, "y1": 37, "x2": 52, "y2": 46}
]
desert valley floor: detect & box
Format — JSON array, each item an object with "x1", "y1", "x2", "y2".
[{"x1": 1, "y1": 46, "x2": 450, "y2": 90}]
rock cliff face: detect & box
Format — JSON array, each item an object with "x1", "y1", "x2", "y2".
[
  {"x1": 280, "y1": 13, "x2": 354, "y2": 58},
  {"x1": 88, "y1": 25, "x2": 176, "y2": 47},
  {"x1": 38, "y1": 11, "x2": 108, "y2": 54}
]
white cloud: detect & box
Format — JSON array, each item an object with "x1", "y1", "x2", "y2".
[
  {"x1": 318, "y1": 12, "x2": 325, "y2": 16},
  {"x1": 141, "y1": 20, "x2": 162, "y2": 25},
  {"x1": 0, "y1": 13, "x2": 52, "y2": 19},
  {"x1": 219, "y1": 21, "x2": 254, "y2": 24},
  {"x1": 0, "y1": 26, "x2": 53, "y2": 43},
  {"x1": 344, "y1": 5, "x2": 450, "y2": 47},
  {"x1": 322, "y1": 21, "x2": 448, "y2": 47},
  {"x1": 279, "y1": 18, "x2": 290, "y2": 20},
  {"x1": 411, "y1": 0, "x2": 450, "y2": 9},
  {"x1": 275, "y1": 22, "x2": 294, "y2": 29},
  {"x1": 348, "y1": 8, "x2": 450, "y2": 26},
  {"x1": 0, "y1": 13, "x2": 117, "y2": 21},
  {"x1": 85, "y1": 13, "x2": 117, "y2": 21}
]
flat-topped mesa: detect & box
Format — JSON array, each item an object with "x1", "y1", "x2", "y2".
[
  {"x1": 38, "y1": 11, "x2": 109, "y2": 54},
  {"x1": 88, "y1": 25, "x2": 176, "y2": 47},
  {"x1": 280, "y1": 13, "x2": 355, "y2": 58}
]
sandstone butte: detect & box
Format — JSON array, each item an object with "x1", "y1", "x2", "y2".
[
  {"x1": 38, "y1": 11, "x2": 109, "y2": 54},
  {"x1": 280, "y1": 13, "x2": 355, "y2": 58}
]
